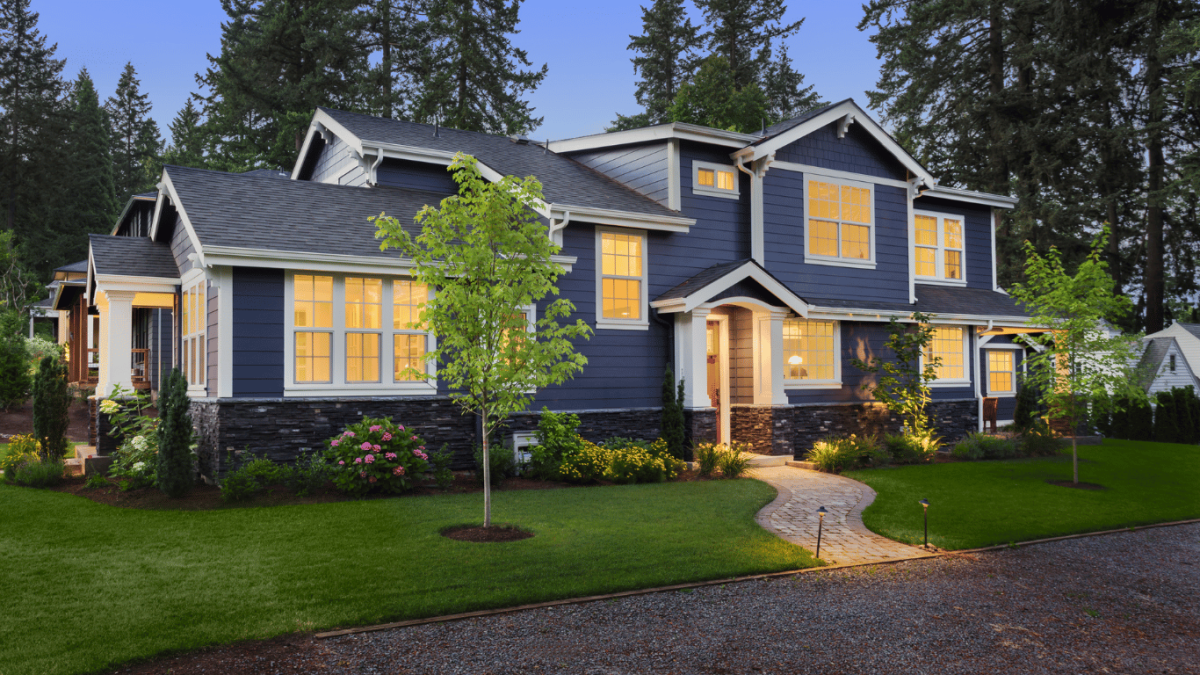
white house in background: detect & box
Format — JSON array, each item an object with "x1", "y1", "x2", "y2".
[{"x1": 1139, "y1": 322, "x2": 1200, "y2": 396}]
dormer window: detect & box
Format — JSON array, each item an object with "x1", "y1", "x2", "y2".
[
  {"x1": 693, "y1": 161, "x2": 739, "y2": 199},
  {"x1": 913, "y1": 210, "x2": 966, "y2": 284}
]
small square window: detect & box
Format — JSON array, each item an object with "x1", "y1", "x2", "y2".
[{"x1": 693, "y1": 161, "x2": 739, "y2": 199}]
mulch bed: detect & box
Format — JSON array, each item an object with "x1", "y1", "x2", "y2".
[
  {"x1": 0, "y1": 399, "x2": 92, "y2": 443},
  {"x1": 1046, "y1": 479, "x2": 1107, "y2": 491},
  {"x1": 441, "y1": 524, "x2": 534, "y2": 542}
]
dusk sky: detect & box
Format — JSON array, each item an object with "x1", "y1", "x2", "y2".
[{"x1": 38, "y1": 1, "x2": 883, "y2": 147}]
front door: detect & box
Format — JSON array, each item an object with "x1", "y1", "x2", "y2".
[{"x1": 706, "y1": 320, "x2": 727, "y2": 444}]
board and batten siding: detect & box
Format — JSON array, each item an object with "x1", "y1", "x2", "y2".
[
  {"x1": 773, "y1": 122, "x2": 908, "y2": 182},
  {"x1": 913, "y1": 196, "x2": 994, "y2": 290},
  {"x1": 311, "y1": 134, "x2": 368, "y2": 187},
  {"x1": 565, "y1": 143, "x2": 671, "y2": 207},
  {"x1": 231, "y1": 267, "x2": 285, "y2": 398},
  {"x1": 761, "y1": 169, "x2": 910, "y2": 305}
]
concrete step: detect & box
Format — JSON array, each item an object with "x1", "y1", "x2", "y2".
[
  {"x1": 786, "y1": 460, "x2": 818, "y2": 471},
  {"x1": 745, "y1": 454, "x2": 790, "y2": 467},
  {"x1": 64, "y1": 458, "x2": 83, "y2": 476},
  {"x1": 75, "y1": 445, "x2": 96, "y2": 460}
]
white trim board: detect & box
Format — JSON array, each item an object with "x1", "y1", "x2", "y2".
[
  {"x1": 548, "y1": 122, "x2": 759, "y2": 154},
  {"x1": 650, "y1": 261, "x2": 808, "y2": 318}
]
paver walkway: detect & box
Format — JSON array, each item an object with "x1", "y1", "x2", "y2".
[{"x1": 752, "y1": 465, "x2": 927, "y2": 565}]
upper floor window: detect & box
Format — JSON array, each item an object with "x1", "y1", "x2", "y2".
[
  {"x1": 693, "y1": 161, "x2": 739, "y2": 199},
  {"x1": 913, "y1": 211, "x2": 966, "y2": 283},
  {"x1": 925, "y1": 326, "x2": 968, "y2": 384},
  {"x1": 181, "y1": 277, "x2": 206, "y2": 389},
  {"x1": 805, "y1": 176, "x2": 874, "y2": 268},
  {"x1": 987, "y1": 350, "x2": 1015, "y2": 394},
  {"x1": 782, "y1": 318, "x2": 840, "y2": 386},
  {"x1": 596, "y1": 228, "x2": 648, "y2": 330}
]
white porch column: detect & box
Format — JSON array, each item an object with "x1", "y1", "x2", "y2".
[
  {"x1": 675, "y1": 308, "x2": 712, "y2": 409},
  {"x1": 97, "y1": 289, "x2": 136, "y2": 397},
  {"x1": 753, "y1": 309, "x2": 791, "y2": 405}
]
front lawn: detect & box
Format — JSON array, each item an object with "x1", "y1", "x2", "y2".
[
  {"x1": 846, "y1": 440, "x2": 1200, "y2": 550},
  {"x1": 0, "y1": 478, "x2": 813, "y2": 675}
]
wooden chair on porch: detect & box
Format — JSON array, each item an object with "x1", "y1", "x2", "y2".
[{"x1": 983, "y1": 397, "x2": 999, "y2": 433}]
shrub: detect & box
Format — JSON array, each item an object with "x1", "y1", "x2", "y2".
[
  {"x1": 694, "y1": 442, "x2": 721, "y2": 477},
  {"x1": 952, "y1": 432, "x2": 1019, "y2": 461},
  {"x1": 660, "y1": 366, "x2": 686, "y2": 460},
  {"x1": 1018, "y1": 421, "x2": 1065, "y2": 457},
  {"x1": 604, "y1": 437, "x2": 682, "y2": 484},
  {"x1": 284, "y1": 450, "x2": 332, "y2": 497},
  {"x1": 473, "y1": 441, "x2": 516, "y2": 487},
  {"x1": 0, "y1": 309, "x2": 30, "y2": 410},
  {"x1": 1013, "y1": 378, "x2": 1039, "y2": 431},
  {"x1": 1091, "y1": 390, "x2": 1113, "y2": 438},
  {"x1": 529, "y1": 408, "x2": 585, "y2": 480},
  {"x1": 558, "y1": 440, "x2": 612, "y2": 483},
  {"x1": 806, "y1": 438, "x2": 857, "y2": 473},
  {"x1": 9, "y1": 458, "x2": 63, "y2": 487},
  {"x1": 428, "y1": 445, "x2": 455, "y2": 490},
  {"x1": 25, "y1": 335, "x2": 62, "y2": 373},
  {"x1": 1153, "y1": 390, "x2": 1181, "y2": 443},
  {"x1": 325, "y1": 417, "x2": 429, "y2": 496},
  {"x1": 84, "y1": 472, "x2": 110, "y2": 490},
  {"x1": 109, "y1": 433, "x2": 158, "y2": 490},
  {"x1": 716, "y1": 441, "x2": 752, "y2": 478},
  {"x1": 220, "y1": 452, "x2": 282, "y2": 502},
  {"x1": 156, "y1": 369, "x2": 195, "y2": 498},
  {"x1": 1126, "y1": 395, "x2": 1154, "y2": 441},
  {"x1": 31, "y1": 355, "x2": 70, "y2": 459},
  {"x1": 1, "y1": 433, "x2": 41, "y2": 479},
  {"x1": 883, "y1": 431, "x2": 940, "y2": 464},
  {"x1": 951, "y1": 437, "x2": 984, "y2": 460}
]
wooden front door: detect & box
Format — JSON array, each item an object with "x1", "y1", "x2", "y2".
[{"x1": 706, "y1": 320, "x2": 721, "y2": 441}]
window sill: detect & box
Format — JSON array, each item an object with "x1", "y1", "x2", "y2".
[
  {"x1": 596, "y1": 318, "x2": 649, "y2": 331},
  {"x1": 915, "y1": 277, "x2": 968, "y2": 287},
  {"x1": 691, "y1": 186, "x2": 740, "y2": 200},
  {"x1": 784, "y1": 380, "x2": 843, "y2": 390},
  {"x1": 985, "y1": 393, "x2": 1016, "y2": 398},
  {"x1": 804, "y1": 254, "x2": 877, "y2": 270},
  {"x1": 929, "y1": 379, "x2": 971, "y2": 388}
]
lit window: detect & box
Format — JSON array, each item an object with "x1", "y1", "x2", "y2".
[
  {"x1": 988, "y1": 351, "x2": 1014, "y2": 394},
  {"x1": 344, "y1": 277, "x2": 382, "y2": 382},
  {"x1": 926, "y1": 326, "x2": 966, "y2": 381},
  {"x1": 181, "y1": 279, "x2": 206, "y2": 388},
  {"x1": 806, "y1": 178, "x2": 873, "y2": 263},
  {"x1": 294, "y1": 274, "x2": 333, "y2": 383},
  {"x1": 693, "y1": 161, "x2": 739, "y2": 198},
  {"x1": 598, "y1": 229, "x2": 645, "y2": 325},
  {"x1": 392, "y1": 279, "x2": 429, "y2": 382},
  {"x1": 913, "y1": 211, "x2": 966, "y2": 282},
  {"x1": 782, "y1": 319, "x2": 838, "y2": 382}
]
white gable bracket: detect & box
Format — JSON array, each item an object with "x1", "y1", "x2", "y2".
[{"x1": 837, "y1": 113, "x2": 856, "y2": 139}]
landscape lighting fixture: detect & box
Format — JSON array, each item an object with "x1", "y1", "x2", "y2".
[
  {"x1": 816, "y1": 506, "x2": 828, "y2": 559},
  {"x1": 919, "y1": 498, "x2": 930, "y2": 549}
]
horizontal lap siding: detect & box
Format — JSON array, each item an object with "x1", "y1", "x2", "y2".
[
  {"x1": 376, "y1": 159, "x2": 458, "y2": 194},
  {"x1": 763, "y1": 169, "x2": 909, "y2": 305},
  {"x1": 312, "y1": 135, "x2": 366, "y2": 186},
  {"x1": 167, "y1": 214, "x2": 194, "y2": 275},
  {"x1": 774, "y1": 123, "x2": 908, "y2": 181},
  {"x1": 914, "y1": 196, "x2": 993, "y2": 290},
  {"x1": 232, "y1": 268, "x2": 285, "y2": 397},
  {"x1": 567, "y1": 143, "x2": 670, "y2": 206}
]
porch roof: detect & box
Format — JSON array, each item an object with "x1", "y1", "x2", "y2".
[
  {"x1": 807, "y1": 284, "x2": 1030, "y2": 322},
  {"x1": 89, "y1": 234, "x2": 180, "y2": 280},
  {"x1": 653, "y1": 259, "x2": 809, "y2": 316}
]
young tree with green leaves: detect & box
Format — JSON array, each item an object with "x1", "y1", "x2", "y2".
[
  {"x1": 374, "y1": 154, "x2": 591, "y2": 527},
  {"x1": 31, "y1": 354, "x2": 68, "y2": 460},
  {"x1": 851, "y1": 311, "x2": 942, "y2": 439},
  {"x1": 1011, "y1": 229, "x2": 1146, "y2": 484},
  {"x1": 106, "y1": 62, "x2": 162, "y2": 199},
  {"x1": 610, "y1": 0, "x2": 702, "y2": 131}
]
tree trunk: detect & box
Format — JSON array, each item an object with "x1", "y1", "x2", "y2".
[
  {"x1": 1144, "y1": 3, "x2": 1165, "y2": 333},
  {"x1": 481, "y1": 407, "x2": 491, "y2": 528}
]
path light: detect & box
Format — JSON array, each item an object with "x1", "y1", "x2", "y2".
[
  {"x1": 816, "y1": 506, "x2": 828, "y2": 559},
  {"x1": 919, "y1": 498, "x2": 930, "y2": 549}
]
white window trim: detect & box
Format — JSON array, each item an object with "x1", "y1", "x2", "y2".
[
  {"x1": 924, "y1": 325, "x2": 972, "y2": 387},
  {"x1": 181, "y1": 268, "x2": 207, "y2": 396},
  {"x1": 985, "y1": 349, "x2": 1017, "y2": 398},
  {"x1": 912, "y1": 209, "x2": 968, "y2": 286},
  {"x1": 595, "y1": 226, "x2": 650, "y2": 331},
  {"x1": 802, "y1": 172, "x2": 877, "y2": 270},
  {"x1": 782, "y1": 318, "x2": 842, "y2": 389},
  {"x1": 283, "y1": 272, "x2": 436, "y2": 396},
  {"x1": 691, "y1": 160, "x2": 740, "y2": 199}
]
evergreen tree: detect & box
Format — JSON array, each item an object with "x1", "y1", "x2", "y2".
[
  {"x1": 1153, "y1": 390, "x2": 1179, "y2": 443},
  {"x1": 761, "y1": 45, "x2": 821, "y2": 123},
  {"x1": 661, "y1": 365, "x2": 685, "y2": 460},
  {"x1": 65, "y1": 68, "x2": 118, "y2": 242},
  {"x1": 0, "y1": 308, "x2": 29, "y2": 410},
  {"x1": 106, "y1": 62, "x2": 162, "y2": 199},
  {"x1": 161, "y1": 99, "x2": 207, "y2": 168},
  {"x1": 1013, "y1": 376, "x2": 1038, "y2": 431},
  {"x1": 1128, "y1": 395, "x2": 1154, "y2": 441},
  {"x1": 31, "y1": 355, "x2": 68, "y2": 460},
  {"x1": 412, "y1": 0, "x2": 547, "y2": 135},
  {"x1": 667, "y1": 55, "x2": 767, "y2": 133},
  {"x1": 694, "y1": 0, "x2": 803, "y2": 91},
  {"x1": 363, "y1": 0, "x2": 428, "y2": 119},
  {"x1": 196, "y1": 0, "x2": 371, "y2": 171},
  {"x1": 0, "y1": 0, "x2": 70, "y2": 277},
  {"x1": 156, "y1": 368, "x2": 194, "y2": 498},
  {"x1": 611, "y1": 0, "x2": 701, "y2": 130}
]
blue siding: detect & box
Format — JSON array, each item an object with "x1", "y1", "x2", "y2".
[
  {"x1": 376, "y1": 158, "x2": 458, "y2": 194},
  {"x1": 231, "y1": 267, "x2": 285, "y2": 398},
  {"x1": 762, "y1": 169, "x2": 910, "y2": 305},
  {"x1": 773, "y1": 122, "x2": 908, "y2": 181},
  {"x1": 567, "y1": 143, "x2": 670, "y2": 206},
  {"x1": 913, "y1": 196, "x2": 994, "y2": 290},
  {"x1": 982, "y1": 336, "x2": 1026, "y2": 420}
]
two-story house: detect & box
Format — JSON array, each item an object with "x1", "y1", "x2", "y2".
[{"x1": 80, "y1": 99, "x2": 1033, "y2": 478}]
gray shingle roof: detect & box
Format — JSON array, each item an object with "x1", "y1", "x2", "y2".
[
  {"x1": 319, "y1": 108, "x2": 681, "y2": 219},
  {"x1": 759, "y1": 99, "x2": 849, "y2": 140},
  {"x1": 1178, "y1": 323, "x2": 1200, "y2": 340},
  {"x1": 54, "y1": 260, "x2": 88, "y2": 274},
  {"x1": 240, "y1": 168, "x2": 292, "y2": 180},
  {"x1": 89, "y1": 234, "x2": 180, "y2": 279},
  {"x1": 806, "y1": 284, "x2": 1030, "y2": 319},
  {"x1": 165, "y1": 165, "x2": 444, "y2": 258},
  {"x1": 1137, "y1": 338, "x2": 1176, "y2": 389},
  {"x1": 656, "y1": 259, "x2": 758, "y2": 302}
]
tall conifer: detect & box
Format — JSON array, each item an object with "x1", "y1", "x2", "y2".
[
  {"x1": 611, "y1": 0, "x2": 701, "y2": 130},
  {"x1": 66, "y1": 68, "x2": 118, "y2": 242},
  {"x1": 162, "y1": 99, "x2": 206, "y2": 169},
  {"x1": 106, "y1": 62, "x2": 162, "y2": 199},
  {"x1": 694, "y1": 0, "x2": 803, "y2": 91}
]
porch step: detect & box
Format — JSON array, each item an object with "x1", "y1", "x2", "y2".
[
  {"x1": 75, "y1": 445, "x2": 97, "y2": 460},
  {"x1": 64, "y1": 458, "x2": 83, "y2": 477},
  {"x1": 745, "y1": 454, "x2": 790, "y2": 467},
  {"x1": 786, "y1": 460, "x2": 818, "y2": 471}
]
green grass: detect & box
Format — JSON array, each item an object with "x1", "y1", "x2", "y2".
[
  {"x1": 846, "y1": 440, "x2": 1200, "y2": 550},
  {"x1": 0, "y1": 478, "x2": 813, "y2": 675}
]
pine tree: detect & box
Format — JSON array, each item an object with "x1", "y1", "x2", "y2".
[
  {"x1": 661, "y1": 365, "x2": 685, "y2": 460},
  {"x1": 761, "y1": 45, "x2": 821, "y2": 123},
  {"x1": 196, "y1": 0, "x2": 372, "y2": 171},
  {"x1": 363, "y1": 0, "x2": 428, "y2": 119},
  {"x1": 31, "y1": 355, "x2": 68, "y2": 460},
  {"x1": 611, "y1": 0, "x2": 701, "y2": 130},
  {"x1": 694, "y1": 0, "x2": 803, "y2": 91},
  {"x1": 412, "y1": 0, "x2": 547, "y2": 135},
  {"x1": 156, "y1": 368, "x2": 194, "y2": 498},
  {"x1": 106, "y1": 62, "x2": 162, "y2": 199},
  {"x1": 161, "y1": 99, "x2": 207, "y2": 168},
  {"x1": 668, "y1": 55, "x2": 767, "y2": 133},
  {"x1": 65, "y1": 69, "x2": 118, "y2": 241}
]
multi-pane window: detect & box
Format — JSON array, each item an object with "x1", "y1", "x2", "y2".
[
  {"x1": 345, "y1": 277, "x2": 382, "y2": 382},
  {"x1": 807, "y1": 178, "x2": 872, "y2": 262},
  {"x1": 926, "y1": 326, "x2": 967, "y2": 381},
  {"x1": 392, "y1": 279, "x2": 428, "y2": 382},
  {"x1": 294, "y1": 274, "x2": 333, "y2": 382},
  {"x1": 694, "y1": 161, "x2": 738, "y2": 197},
  {"x1": 782, "y1": 319, "x2": 838, "y2": 382},
  {"x1": 181, "y1": 279, "x2": 206, "y2": 388},
  {"x1": 988, "y1": 351, "x2": 1015, "y2": 394},
  {"x1": 913, "y1": 211, "x2": 965, "y2": 282},
  {"x1": 599, "y1": 230, "x2": 644, "y2": 323}
]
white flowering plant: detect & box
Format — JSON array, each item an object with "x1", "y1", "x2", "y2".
[{"x1": 103, "y1": 385, "x2": 160, "y2": 490}]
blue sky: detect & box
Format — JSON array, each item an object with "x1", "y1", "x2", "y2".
[{"x1": 37, "y1": 1, "x2": 882, "y2": 145}]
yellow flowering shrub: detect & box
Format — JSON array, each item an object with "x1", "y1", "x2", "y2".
[
  {"x1": 557, "y1": 440, "x2": 612, "y2": 483},
  {"x1": 1, "y1": 434, "x2": 42, "y2": 476}
]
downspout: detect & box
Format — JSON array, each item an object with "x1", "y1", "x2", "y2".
[
  {"x1": 975, "y1": 320, "x2": 993, "y2": 432},
  {"x1": 548, "y1": 210, "x2": 570, "y2": 245}
]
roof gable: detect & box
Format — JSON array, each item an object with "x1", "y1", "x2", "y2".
[{"x1": 652, "y1": 259, "x2": 808, "y2": 316}]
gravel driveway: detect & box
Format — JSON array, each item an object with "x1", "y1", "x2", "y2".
[{"x1": 112, "y1": 523, "x2": 1200, "y2": 675}]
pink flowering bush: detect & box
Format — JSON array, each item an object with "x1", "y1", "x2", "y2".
[{"x1": 324, "y1": 416, "x2": 429, "y2": 496}]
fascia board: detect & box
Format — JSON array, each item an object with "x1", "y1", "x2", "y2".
[
  {"x1": 109, "y1": 194, "x2": 143, "y2": 236},
  {"x1": 202, "y1": 246, "x2": 577, "y2": 274},
  {"x1": 921, "y1": 186, "x2": 1018, "y2": 209},
  {"x1": 744, "y1": 101, "x2": 937, "y2": 186},
  {"x1": 548, "y1": 123, "x2": 755, "y2": 154},
  {"x1": 148, "y1": 171, "x2": 206, "y2": 270},
  {"x1": 807, "y1": 305, "x2": 1039, "y2": 326},
  {"x1": 550, "y1": 203, "x2": 693, "y2": 233},
  {"x1": 93, "y1": 275, "x2": 181, "y2": 294},
  {"x1": 650, "y1": 263, "x2": 809, "y2": 317},
  {"x1": 290, "y1": 109, "x2": 367, "y2": 179}
]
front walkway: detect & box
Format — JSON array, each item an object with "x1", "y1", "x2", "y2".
[{"x1": 752, "y1": 465, "x2": 927, "y2": 565}]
